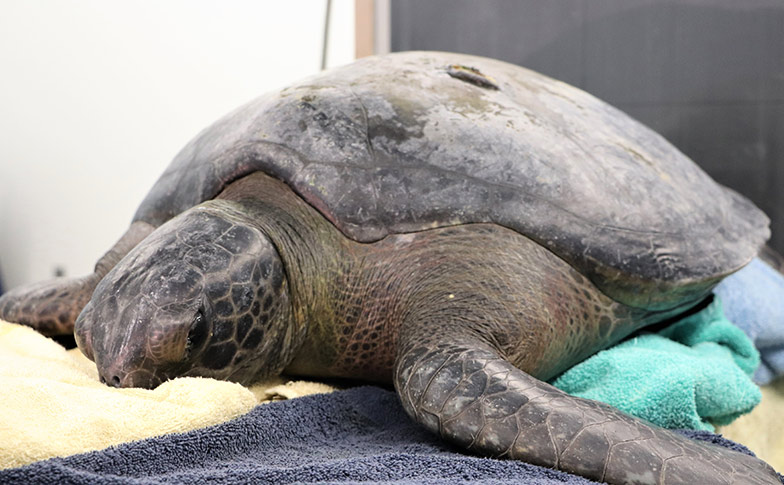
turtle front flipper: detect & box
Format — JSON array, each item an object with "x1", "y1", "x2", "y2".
[
  {"x1": 0, "y1": 274, "x2": 100, "y2": 335},
  {"x1": 0, "y1": 221, "x2": 154, "y2": 336},
  {"x1": 394, "y1": 329, "x2": 780, "y2": 484}
]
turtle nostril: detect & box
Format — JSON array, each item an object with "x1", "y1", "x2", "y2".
[{"x1": 99, "y1": 372, "x2": 121, "y2": 387}]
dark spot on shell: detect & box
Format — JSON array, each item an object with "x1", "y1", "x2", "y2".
[
  {"x1": 446, "y1": 64, "x2": 499, "y2": 90},
  {"x1": 298, "y1": 100, "x2": 316, "y2": 111},
  {"x1": 251, "y1": 302, "x2": 261, "y2": 317},
  {"x1": 263, "y1": 295, "x2": 273, "y2": 312}
]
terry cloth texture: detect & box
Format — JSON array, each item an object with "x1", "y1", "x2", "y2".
[
  {"x1": 715, "y1": 257, "x2": 784, "y2": 384},
  {"x1": 0, "y1": 276, "x2": 778, "y2": 475},
  {"x1": 0, "y1": 320, "x2": 335, "y2": 469},
  {"x1": 550, "y1": 295, "x2": 761, "y2": 431},
  {"x1": 1, "y1": 386, "x2": 781, "y2": 485},
  {"x1": 720, "y1": 378, "x2": 784, "y2": 473}
]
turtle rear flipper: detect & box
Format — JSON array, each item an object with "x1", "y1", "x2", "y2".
[
  {"x1": 0, "y1": 221, "x2": 154, "y2": 336},
  {"x1": 394, "y1": 325, "x2": 780, "y2": 484}
]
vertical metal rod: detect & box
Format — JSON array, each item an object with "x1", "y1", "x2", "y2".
[
  {"x1": 321, "y1": 0, "x2": 332, "y2": 70},
  {"x1": 373, "y1": 0, "x2": 390, "y2": 55}
]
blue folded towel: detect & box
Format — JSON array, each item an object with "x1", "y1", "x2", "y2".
[
  {"x1": 715, "y1": 257, "x2": 784, "y2": 384},
  {"x1": 1, "y1": 386, "x2": 780, "y2": 484}
]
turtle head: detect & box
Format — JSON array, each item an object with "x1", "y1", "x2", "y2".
[{"x1": 75, "y1": 201, "x2": 296, "y2": 389}]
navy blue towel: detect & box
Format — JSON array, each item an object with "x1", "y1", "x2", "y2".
[{"x1": 1, "y1": 386, "x2": 780, "y2": 484}]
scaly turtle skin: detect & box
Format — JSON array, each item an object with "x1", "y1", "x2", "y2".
[{"x1": 0, "y1": 52, "x2": 778, "y2": 484}]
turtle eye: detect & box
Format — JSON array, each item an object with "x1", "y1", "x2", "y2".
[{"x1": 185, "y1": 306, "x2": 209, "y2": 359}]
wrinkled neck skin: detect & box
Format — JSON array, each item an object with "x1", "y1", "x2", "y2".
[
  {"x1": 219, "y1": 174, "x2": 411, "y2": 383},
  {"x1": 215, "y1": 174, "x2": 350, "y2": 376}
]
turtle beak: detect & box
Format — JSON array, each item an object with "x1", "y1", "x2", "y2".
[{"x1": 97, "y1": 360, "x2": 163, "y2": 389}]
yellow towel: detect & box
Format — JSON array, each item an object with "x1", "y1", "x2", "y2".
[
  {"x1": 0, "y1": 320, "x2": 334, "y2": 469},
  {"x1": 718, "y1": 378, "x2": 784, "y2": 471},
  {"x1": 2, "y1": 317, "x2": 781, "y2": 472}
]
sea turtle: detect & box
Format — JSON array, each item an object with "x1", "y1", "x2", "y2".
[{"x1": 0, "y1": 51, "x2": 779, "y2": 484}]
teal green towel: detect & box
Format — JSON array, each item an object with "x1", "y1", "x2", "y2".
[{"x1": 550, "y1": 296, "x2": 761, "y2": 431}]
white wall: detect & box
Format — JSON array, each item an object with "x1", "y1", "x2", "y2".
[{"x1": 0, "y1": 0, "x2": 355, "y2": 289}]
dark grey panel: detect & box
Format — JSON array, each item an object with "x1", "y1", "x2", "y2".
[
  {"x1": 674, "y1": 103, "x2": 770, "y2": 197},
  {"x1": 391, "y1": 0, "x2": 784, "y2": 254},
  {"x1": 391, "y1": 0, "x2": 585, "y2": 85},
  {"x1": 766, "y1": 105, "x2": 784, "y2": 253},
  {"x1": 580, "y1": 1, "x2": 784, "y2": 104},
  {"x1": 620, "y1": 105, "x2": 684, "y2": 147}
]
